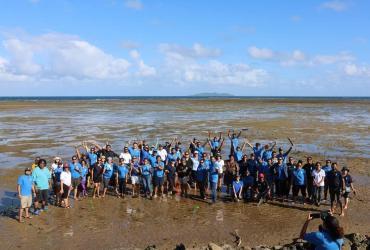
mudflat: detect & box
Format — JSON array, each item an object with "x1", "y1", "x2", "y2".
[{"x1": 0, "y1": 98, "x2": 369, "y2": 249}]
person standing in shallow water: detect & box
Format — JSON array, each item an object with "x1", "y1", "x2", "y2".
[{"x1": 17, "y1": 167, "x2": 35, "y2": 222}]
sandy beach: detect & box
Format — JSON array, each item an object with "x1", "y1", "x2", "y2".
[{"x1": 0, "y1": 98, "x2": 369, "y2": 249}]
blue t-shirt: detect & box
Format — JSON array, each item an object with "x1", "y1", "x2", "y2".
[
  {"x1": 129, "y1": 147, "x2": 141, "y2": 159},
  {"x1": 140, "y1": 150, "x2": 150, "y2": 162},
  {"x1": 322, "y1": 165, "x2": 332, "y2": 174},
  {"x1": 103, "y1": 163, "x2": 114, "y2": 179},
  {"x1": 253, "y1": 146, "x2": 264, "y2": 159},
  {"x1": 262, "y1": 150, "x2": 273, "y2": 161},
  {"x1": 209, "y1": 163, "x2": 219, "y2": 183},
  {"x1": 196, "y1": 163, "x2": 209, "y2": 182},
  {"x1": 247, "y1": 159, "x2": 258, "y2": 176},
  {"x1": 276, "y1": 164, "x2": 287, "y2": 180},
  {"x1": 211, "y1": 140, "x2": 219, "y2": 149},
  {"x1": 70, "y1": 162, "x2": 82, "y2": 179},
  {"x1": 141, "y1": 164, "x2": 152, "y2": 176},
  {"x1": 167, "y1": 153, "x2": 177, "y2": 163},
  {"x1": 293, "y1": 168, "x2": 306, "y2": 186},
  {"x1": 88, "y1": 152, "x2": 98, "y2": 166},
  {"x1": 154, "y1": 162, "x2": 165, "y2": 178},
  {"x1": 117, "y1": 165, "x2": 129, "y2": 179},
  {"x1": 304, "y1": 230, "x2": 343, "y2": 250},
  {"x1": 233, "y1": 180, "x2": 243, "y2": 193},
  {"x1": 81, "y1": 166, "x2": 88, "y2": 180},
  {"x1": 54, "y1": 167, "x2": 63, "y2": 182},
  {"x1": 234, "y1": 150, "x2": 243, "y2": 162},
  {"x1": 195, "y1": 146, "x2": 205, "y2": 155},
  {"x1": 231, "y1": 138, "x2": 239, "y2": 149},
  {"x1": 18, "y1": 174, "x2": 33, "y2": 196},
  {"x1": 148, "y1": 155, "x2": 157, "y2": 167},
  {"x1": 258, "y1": 161, "x2": 270, "y2": 176},
  {"x1": 32, "y1": 167, "x2": 51, "y2": 190}
]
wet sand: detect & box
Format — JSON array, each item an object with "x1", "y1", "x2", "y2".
[{"x1": 0, "y1": 98, "x2": 369, "y2": 249}]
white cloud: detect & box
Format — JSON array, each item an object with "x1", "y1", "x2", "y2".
[
  {"x1": 320, "y1": 1, "x2": 348, "y2": 12},
  {"x1": 0, "y1": 33, "x2": 131, "y2": 80},
  {"x1": 344, "y1": 63, "x2": 370, "y2": 77},
  {"x1": 248, "y1": 46, "x2": 354, "y2": 67},
  {"x1": 159, "y1": 43, "x2": 221, "y2": 59},
  {"x1": 248, "y1": 46, "x2": 275, "y2": 59},
  {"x1": 129, "y1": 50, "x2": 156, "y2": 77},
  {"x1": 124, "y1": 0, "x2": 143, "y2": 10}
]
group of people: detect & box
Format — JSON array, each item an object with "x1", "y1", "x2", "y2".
[{"x1": 17, "y1": 130, "x2": 356, "y2": 223}]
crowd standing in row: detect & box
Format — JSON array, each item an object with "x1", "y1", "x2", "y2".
[{"x1": 17, "y1": 130, "x2": 356, "y2": 223}]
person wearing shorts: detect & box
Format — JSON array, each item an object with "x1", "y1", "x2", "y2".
[
  {"x1": 32, "y1": 159, "x2": 51, "y2": 214},
  {"x1": 60, "y1": 163, "x2": 72, "y2": 208},
  {"x1": 153, "y1": 156, "x2": 165, "y2": 198},
  {"x1": 342, "y1": 167, "x2": 356, "y2": 214},
  {"x1": 69, "y1": 156, "x2": 82, "y2": 200},
  {"x1": 130, "y1": 157, "x2": 140, "y2": 197},
  {"x1": 92, "y1": 158, "x2": 103, "y2": 198},
  {"x1": 17, "y1": 167, "x2": 35, "y2": 222}
]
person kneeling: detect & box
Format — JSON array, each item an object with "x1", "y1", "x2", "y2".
[{"x1": 254, "y1": 173, "x2": 270, "y2": 206}]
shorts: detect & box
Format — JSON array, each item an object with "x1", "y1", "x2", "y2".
[
  {"x1": 154, "y1": 176, "x2": 164, "y2": 187},
  {"x1": 329, "y1": 189, "x2": 341, "y2": 202},
  {"x1": 103, "y1": 178, "x2": 110, "y2": 188},
  {"x1": 20, "y1": 195, "x2": 32, "y2": 209},
  {"x1": 35, "y1": 189, "x2": 49, "y2": 203},
  {"x1": 72, "y1": 178, "x2": 81, "y2": 188},
  {"x1": 61, "y1": 184, "x2": 70, "y2": 199},
  {"x1": 343, "y1": 192, "x2": 350, "y2": 198},
  {"x1": 53, "y1": 182, "x2": 61, "y2": 194},
  {"x1": 93, "y1": 175, "x2": 102, "y2": 184},
  {"x1": 179, "y1": 176, "x2": 189, "y2": 185},
  {"x1": 131, "y1": 176, "x2": 139, "y2": 185}
]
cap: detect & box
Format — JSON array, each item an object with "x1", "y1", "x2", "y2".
[{"x1": 194, "y1": 151, "x2": 199, "y2": 154}]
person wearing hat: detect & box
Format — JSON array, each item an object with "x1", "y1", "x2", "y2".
[
  {"x1": 232, "y1": 174, "x2": 243, "y2": 202},
  {"x1": 17, "y1": 167, "x2": 35, "y2": 222},
  {"x1": 254, "y1": 173, "x2": 270, "y2": 206},
  {"x1": 341, "y1": 167, "x2": 356, "y2": 213},
  {"x1": 60, "y1": 162, "x2": 72, "y2": 208},
  {"x1": 300, "y1": 212, "x2": 344, "y2": 249}
]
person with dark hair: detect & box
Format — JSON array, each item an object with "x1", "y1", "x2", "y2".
[
  {"x1": 274, "y1": 157, "x2": 288, "y2": 201},
  {"x1": 91, "y1": 158, "x2": 103, "y2": 198},
  {"x1": 69, "y1": 155, "x2": 82, "y2": 200},
  {"x1": 312, "y1": 162, "x2": 325, "y2": 206},
  {"x1": 60, "y1": 163, "x2": 72, "y2": 208},
  {"x1": 32, "y1": 159, "x2": 51, "y2": 214},
  {"x1": 342, "y1": 167, "x2": 356, "y2": 213},
  {"x1": 300, "y1": 213, "x2": 344, "y2": 250},
  {"x1": 177, "y1": 157, "x2": 191, "y2": 197},
  {"x1": 327, "y1": 163, "x2": 343, "y2": 216},
  {"x1": 292, "y1": 160, "x2": 306, "y2": 204},
  {"x1": 196, "y1": 158, "x2": 209, "y2": 200},
  {"x1": 17, "y1": 167, "x2": 35, "y2": 222},
  {"x1": 322, "y1": 159, "x2": 332, "y2": 201},
  {"x1": 254, "y1": 173, "x2": 270, "y2": 206},
  {"x1": 303, "y1": 156, "x2": 315, "y2": 202}
]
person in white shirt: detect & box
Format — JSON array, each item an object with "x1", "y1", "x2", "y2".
[
  {"x1": 157, "y1": 144, "x2": 167, "y2": 162},
  {"x1": 119, "y1": 147, "x2": 132, "y2": 164},
  {"x1": 215, "y1": 154, "x2": 225, "y2": 191},
  {"x1": 312, "y1": 162, "x2": 325, "y2": 206},
  {"x1": 60, "y1": 163, "x2": 72, "y2": 208}
]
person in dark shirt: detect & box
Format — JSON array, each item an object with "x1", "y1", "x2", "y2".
[
  {"x1": 177, "y1": 158, "x2": 191, "y2": 197},
  {"x1": 341, "y1": 167, "x2": 356, "y2": 215},
  {"x1": 327, "y1": 162, "x2": 343, "y2": 216},
  {"x1": 303, "y1": 156, "x2": 315, "y2": 202},
  {"x1": 165, "y1": 160, "x2": 177, "y2": 196},
  {"x1": 91, "y1": 158, "x2": 103, "y2": 198},
  {"x1": 286, "y1": 157, "x2": 296, "y2": 197},
  {"x1": 238, "y1": 155, "x2": 249, "y2": 178},
  {"x1": 254, "y1": 173, "x2": 270, "y2": 206},
  {"x1": 243, "y1": 170, "x2": 254, "y2": 201}
]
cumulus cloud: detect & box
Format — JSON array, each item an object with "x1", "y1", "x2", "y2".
[
  {"x1": 159, "y1": 43, "x2": 222, "y2": 60},
  {"x1": 0, "y1": 33, "x2": 132, "y2": 80},
  {"x1": 129, "y1": 50, "x2": 156, "y2": 77},
  {"x1": 344, "y1": 63, "x2": 370, "y2": 77},
  {"x1": 160, "y1": 44, "x2": 268, "y2": 86},
  {"x1": 248, "y1": 46, "x2": 354, "y2": 67},
  {"x1": 320, "y1": 1, "x2": 348, "y2": 12},
  {"x1": 124, "y1": 0, "x2": 143, "y2": 10}
]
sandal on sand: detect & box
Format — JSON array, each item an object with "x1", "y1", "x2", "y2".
[{"x1": 25, "y1": 215, "x2": 33, "y2": 219}]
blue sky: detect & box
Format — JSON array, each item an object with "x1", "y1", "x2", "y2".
[{"x1": 0, "y1": 0, "x2": 369, "y2": 96}]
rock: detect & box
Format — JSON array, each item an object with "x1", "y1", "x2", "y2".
[
  {"x1": 342, "y1": 239, "x2": 351, "y2": 250},
  {"x1": 350, "y1": 243, "x2": 368, "y2": 250},
  {"x1": 273, "y1": 246, "x2": 283, "y2": 250},
  {"x1": 346, "y1": 233, "x2": 367, "y2": 246},
  {"x1": 175, "y1": 243, "x2": 186, "y2": 250},
  {"x1": 221, "y1": 244, "x2": 234, "y2": 250},
  {"x1": 208, "y1": 242, "x2": 223, "y2": 250}
]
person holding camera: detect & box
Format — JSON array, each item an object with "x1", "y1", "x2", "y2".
[{"x1": 299, "y1": 213, "x2": 344, "y2": 250}]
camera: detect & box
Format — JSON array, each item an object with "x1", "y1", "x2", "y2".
[{"x1": 311, "y1": 211, "x2": 329, "y2": 220}]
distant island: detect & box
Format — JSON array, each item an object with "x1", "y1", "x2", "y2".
[{"x1": 191, "y1": 92, "x2": 234, "y2": 97}]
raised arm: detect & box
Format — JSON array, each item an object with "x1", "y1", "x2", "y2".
[
  {"x1": 245, "y1": 139, "x2": 253, "y2": 149},
  {"x1": 236, "y1": 130, "x2": 242, "y2": 138},
  {"x1": 227, "y1": 130, "x2": 232, "y2": 139},
  {"x1": 219, "y1": 138, "x2": 225, "y2": 149},
  {"x1": 218, "y1": 132, "x2": 222, "y2": 141},
  {"x1": 75, "y1": 145, "x2": 82, "y2": 160},
  {"x1": 241, "y1": 142, "x2": 246, "y2": 151}
]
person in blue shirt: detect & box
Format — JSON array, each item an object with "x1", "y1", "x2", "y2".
[
  {"x1": 247, "y1": 154, "x2": 258, "y2": 180},
  {"x1": 116, "y1": 158, "x2": 129, "y2": 198},
  {"x1": 196, "y1": 159, "x2": 209, "y2": 199},
  {"x1": 341, "y1": 167, "x2": 356, "y2": 213},
  {"x1": 322, "y1": 159, "x2": 332, "y2": 201},
  {"x1": 52, "y1": 161, "x2": 63, "y2": 206},
  {"x1": 246, "y1": 140, "x2": 264, "y2": 160},
  {"x1": 32, "y1": 159, "x2": 51, "y2": 214},
  {"x1": 69, "y1": 156, "x2": 82, "y2": 201},
  {"x1": 130, "y1": 156, "x2": 141, "y2": 197},
  {"x1": 300, "y1": 213, "x2": 344, "y2": 250},
  {"x1": 140, "y1": 145, "x2": 150, "y2": 164},
  {"x1": 262, "y1": 142, "x2": 277, "y2": 161},
  {"x1": 80, "y1": 159, "x2": 89, "y2": 197},
  {"x1": 102, "y1": 157, "x2": 114, "y2": 198},
  {"x1": 167, "y1": 148, "x2": 179, "y2": 164},
  {"x1": 208, "y1": 131, "x2": 222, "y2": 149},
  {"x1": 233, "y1": 142, "x2": 246, "y2": 163},
  {"x1": 227, "y1": 129, "x2": 242, "y2": 155},
  {"x1": 17, "y1": 167, "x2": 35, "y2": 222},
  {"x1": 277, "y1": 146, "x2": 293, "y2": 164},
  {"x1": 274, "y1": 157, "x2": 288, "y2": 200},
  {"x1": 232, "y1": 175, "x2": 243, "y2": 202},
  {"x1": 128, "y1": 142, "x2": 141, "y2": 161},
  {"x1": 292, "y1": 160, "x2": 307, "y2": 204},
  {"x1": 148, "y1": 150, "x2": 158, "y2": 167},
  {"x1": 140, "y1": 158, "x2": 153, "y2": 198},
  {"x1": 209, "y1": 157, "x2": 219, "y2": 203},
  {"x1": 153, "y1": 156, "x2": 165, "y2": 198}
]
